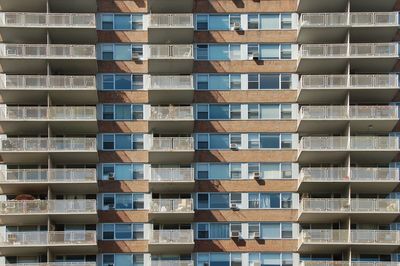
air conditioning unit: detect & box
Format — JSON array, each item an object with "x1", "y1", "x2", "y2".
[
  {"x1": 252, "y1": 172, "x2": 261, "y2": 180},
  {"x1": 231, "y1": 22, "x2": 241, "y2": 30},
  {"x1": 230, "y1": 231, "x2": 240, "y2": 238},
  {"x1": 108, "y1": 172, "x2": 115, "y2": 181},
  {"x1": 253, "y1": 231, "x2": 260, "y2": 239},
  {"x1": 230, "y1": 203, "x2": 239, "y2": 210},
  {"x1": 249, "y1": 52, "x2": 260, "y2": 61},
  {"x1": 132, "y1": 52, "x2": 141, "y2": 60},
  {"x1": 230, "y1": 143, "x2": 239, "y2": 151},
  {"x1": 107, "y1": 204, "x2": 115, "y2": 210}
]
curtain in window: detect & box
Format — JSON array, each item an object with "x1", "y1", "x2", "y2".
[
  {"x1": 260, "y1": 194, "x2": 271, "y2": 208},
  {"x1": 210, "y1": 223, "x2": 229, "y2": 238}
]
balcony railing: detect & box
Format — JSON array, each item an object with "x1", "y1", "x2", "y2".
[
  {"x1": 148, "y1": 45, "x2": 193, "y2": 59},
  {"x1": 301, "y1": 198, "x2": 400, "y2": 213},
  {"x1": 300, "y1": 136, "x2": 399, "y2": 150},
  {"x1": 300, "y1": 230, "x2": 400, "y2": 244},
  {"x1": 0, "y1": 200, "x2": 97, "y2": 215},
  {"x1": 150, "y1": 137, "x2": 194, "y2": 151},
  {"x1": 4, "y1": 263, "x2": 97, "y2": 266},
  {"x1": 0, "y1": 168, "x2": 97, "y2": 183},
  {"x1": 1, "y1": 75, "x2": 96, "y2": 90},
  {"x1": 150, "y1": 229, "x2": 193, "y2": 244},
  {"x1": 0, "y1": 231, "x2": 96, "y2": 246},
  {"x1": 300, "y1": 74, "x2": 399, "y2": 90},
  {"x1": 0, "y1": 44, "x2": 96, "y2": 58},
  {"x1": 150, "y1": 199, "x2": 193, "y2": 213},
  {"x1": 149, "y1": 106, "x2": 193, "y2": 120},
  {"x1": 300, "y1": 12, "x2": 399, "y2": 27},
  {"x1": 0, "y1": 13, "x2": 96, "y2": 27},
  {"x1": 301, "y1": 262, "x2": 350, "y2": 266},
  {"x1": 299, "y1": 43, "x2": 398, "y2": 58},
  {"x1": 151, "y1": 168, "x2": 194, "y2": 182},
  {"x1": 146, "y1": 75, "x2": 193, "y2": 90},
  {"x1": 300, "y1": 167, "x2": 399, "y2": 182},
  {"x1": 300, "y1": 106, "x2": 398, "y2": 119},
  {"x1": 151, "y1": 261, "x2": 194, "y2": 266},
  {"x1": 149, "y1": 14, "x2": 193, "y2": 27},
  {"x1": 0, "y1": 106, "x2": 97, "y2": 120},
  {"x1": 0, "y1": 138, "x2": 97, "y2": 152}
]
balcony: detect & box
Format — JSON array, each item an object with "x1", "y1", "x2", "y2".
[
  {"x1": 148, "y1": 229, "x2": 194, "y2": 253},
  {"x1": 149, "y1": 168, "x2": 195, "y2": 192},
  {"x1": 0, "y1": 12, "x2": 96, "y2": 43},
  {"x1": 298, "y1": 105, "x2": 399, "y2": 133},
  {"x1": 299, "y1": 229, "x2": 400, "y2": 253},
  {"x1": 298, "y1": 12, "x2": 399, "y2": 43},
  {"x1": 2, "y1": 263, "x2": 97, "y2": 266},
  {"x1": 297, "y1": 0, "x2": 398, "y2": 13},
  {"x1": 297, "y1": 74, "x2": 399, "y2": 104},
  {"x1": 0, "y1": 199, "x2": 97, "y2": 224},
  {"x1": 0, "y1": 168, "x2": 97, "y2": 194},
  {"x1": 301, "y1": 262, "x2": 400, "y2": 266},
  {"x1": 151, "y1": 261, "x2": 194, "y2": 266},
  {"x1": 148, "y1": 14, "x2": 194, "y2": 43},
  {"x1": 0, "y1": 106, "x2": 97, "y2": 134},
  {"x1": 0, "y1": 44, "x2": 97, "y2": 74},
  {"x1": 298, "y1": 136, "x2": 399, "y2": 163},
  {"x1": 0, "y1": 137, "x2": 98, "y2": 163},
  {"x1": 148, "y1": 137, "x2": 195, "y2": 163},
  {"x1": 298, "y1": 167, "x2": 399, "y2": 193},
  {"x1": 0, "y1": 230, "x2": 97, "y2": 255},
  {"x1": 148, "y1": 106, "x2": 194, "y2": 133},
  {"x1": 147, "y1": 45, "x2": 194, "y2": 74},
  {"x1": 0, "y1": 0, "x2": 97, "y2": 13},
  {"x1": 298, "y1": 43, "x2": 399, "y2": 73},
  {"x1": 0, "y1": 74, "x2": 97, "y2": 104},
  {"x1": 144, "y1": 75, "x2": 194, "y2": 104},
  {"x1": 149, "y1": 199, "x2": 194, "y2": 222},
  {"x1": 299, "y1": 198, "x2": 400, "y2": 223}
]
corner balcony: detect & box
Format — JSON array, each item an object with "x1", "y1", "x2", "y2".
[
  {"x1": 0, "y1": 230, "x2": 97, "y2": 255},
  {"x1": 148, "y1": 14, "x2": 194, "y2": 43},
  {"x1": 149, "y1": 198, "x2": 194, "y2": 222},
  {"x1": 0, "y1": 199, "x2": 97, "y2": 224},
  {"x1": 298, "y1": 105, "x2": 399, "y2": 133},
  {"x1": 0, "y1": 106, "x2": 97, "y2": 134},
  {"x1": 0, "y1": 44, "x2": 97, "y2": 74},
  {"x1": 297, "y1": 43, "x2": 399, "y2": 73},
  {"x1": 149, "y1": 229, "x2": 194, "y2": 254},
  {"x1": 0, "y1": 74, "x2": 97, "y2": 105},
  {"x1": 299, "y1": 198, "x2": 400, "y2": 223},
  {"x1": 144, "y1": 75, "x2": 194, "y2": 104},
  {"x1": 148, "y1": 106, "x2": 194, "y2": 133},
  {"x1": 299, "y1": 229, "x2": 400, "y2": 253},
  {"x1": 298, "y1": 136, "x2": 399, "y2": 163},
  {"x1": 298, "y1": 167, "x2": 399, "y2": 193},
  {"x1": 297, "y1": 0, "x2": 398, "y2": 13},
  {"x1": 148, "y1": 137, "x2": 194, "y2": 163},
  {"x1": 0, "y1": 137, "x2": 98, "y2": 164},
  {"x1": 298, "y1": 12, "x2": 399, "y2": 43},
  {"x1": 297, "y1": 74, "x2": 399, "y2": 104},
  {"x1": 0, "y1": 12, "x2": 96, "y2": 43},
  {"x1": 149, "y1": 167, "x2": 195, "y2": 192},
  {"x1": 147, "y1": 45, "x2": 193, "y2": 74},
  {"x1": 301, "y1": 262, "x2": 400, "y2": 266},
  {"x1": 151, "y1": 260, "x2": 194, "y2": 266},
  {"x1": 0, "y1": 168, "x2": 97, "y2": 194}
]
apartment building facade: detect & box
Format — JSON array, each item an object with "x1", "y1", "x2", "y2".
[{"x1": 0, "y1": 0, "x2": 398, "y2": 265}]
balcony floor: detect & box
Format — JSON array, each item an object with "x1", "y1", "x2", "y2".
[
  {"x1": 148, "y1": 151, "x2": 195, "y2": 164},
  {"x1": 0, "y1": 151, "x2": 99, "y2": 164},
  {"x1": 0, "y1": 243, "x2": 97, "y2": 256},
  {"x1": 148, "y1": 212, "x2": 194, "y2": 223},
  {"x1": 0, "y1": 120, "x2": 98, "y2": 135},
  {"x1": 0, "y1": 212, "x2": 97, "y2": 226},
  {"x1": 148, "y1": 120, "x2": 194, "y2": 134},
  {"x1": 298, "y1": 242, "x2": 400, "y2": 254},
  {"x1": 0, "y1": 181, "x2": 98, "y2": 194},
  {"x1": 149, "y1": 181, "x2": 195, "y2": 193},
  {"x1": 0, "y1": 0, "x2": 97, "y2": 12},
  {"x1": 298, "y1": 212, "x2": 399, "y2": 224},
  {"x1": 297, "y1": 150, "x2": 399, "y2": 164},
  {"x1": 148, "y1": 28, "x2": 194, "y2": 44},
  {"x1": 148, "y1": 89, "x2": 194, "y2": 104},
  {"x1": 297, "y1": 0, "x2": 397, "y2": 12},
  {"x1": 298, "y1": 180, "x2": 400, "y2": 194},
  {"x1": 148, "y1": 59, "x2": 194, "y2": 74},
  {"x1": 148, "y1": 0, "x2": 193, "y2": 13},
  {"x1": 148, "y1": 242, "x2": 194, "y2": 254}
]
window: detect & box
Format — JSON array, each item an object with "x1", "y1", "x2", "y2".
[
  {"x1": 100, "y1": 14, "x2": 143, "y2": 30},
  {"x1": 249, "y1": 253, "x2": 293, "y2": 266},
  {"x1": 101, "y1": 74, "x2": 143, "y2": 91},
  {"x1": 210, "y1": 134, "x2": 229, "y2": 149},
  {"x1": 247, "y1": 134, "x2": 293, "y2": 149},
  {"x1": 196, "y1": 44, "x2": 241, "y2": 60},
  {"x1": 246, "y1": 104, "x2": 292, "y2": 120},
  {"x1": 196, "y1": 14, "x2": 241, "y2": 30},
  {"x1": 197, "y1": 193, "x2": 231, "y2": 209},
  {"x1": 197, "y1": 134, "x2": 242, "y2": 149},
  {"x1": 198, "y1": 253, "x2": 244, "y2": 266},
  {"x1": 196, "y1": 163, "x2": 243, "y2": 180},
  {"x1": 102, "y1": 134, "x2": 144, "y2": 150},
  {"x1": 196, "y1": 15, "x2": 208, "y2": 30},
  {"x1": 100, "y1": 44, "x2": 143, "y2": 60},
  {"x1": 102, "y1": 164, "x2": 144, "y2": 180},
  {"x1": 103, "y1": 254, "x2": 144, "y2": 266},
  {"x1": 248, "y1": 193, "x2": 293, "y2": 209},
  {"x1": 103, "y1": 194, "x2": 144, "y2": 210},
  {"x1": 197, "y1": 223, "x2": 229, "y2": 239},
  {"x1": 101, "y1": 104, "x2": 143, "y2": 120},
  {"x1": 247, "y1": 74, "x2": 292, "y2": 90},
  {"x1": 247, "y1": 14, "x2": 293, "y2": 30},
  {"x1": 102, "y1": 224, "x2": 144, "y2": 240}
]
